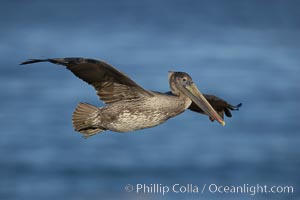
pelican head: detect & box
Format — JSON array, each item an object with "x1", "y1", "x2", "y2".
[{"x1": 168, "y1": 71, "x2": 225, "y2": 126}]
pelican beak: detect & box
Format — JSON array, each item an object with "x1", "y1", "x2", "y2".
[{"x1": 180, "y1": 82, "x2": 225, "y2": 126}]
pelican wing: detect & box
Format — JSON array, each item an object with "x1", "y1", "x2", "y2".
[
  {"x1": 21, "y1": 57, "x2": 153, "y2": 104},
  {"x1": 188, "y1": 94, "x2": 242, "y2": 121}
]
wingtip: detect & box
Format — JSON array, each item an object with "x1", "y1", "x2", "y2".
[
  {"x1": 229, "y1": 103, "x2": 242, "y2": 111},
  {"x1": 235, "y1": 103, "x2": 242, "y2": 109},
  {"x1": 19, "y1": 59, "x2": 33, "y2": 65},
  {"x1": 20, "y1": 59, "x2": 47, "y2": 65}
]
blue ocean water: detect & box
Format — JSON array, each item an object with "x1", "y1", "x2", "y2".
[{"x1": 0, "y1": 1, "x2": 299, "y2": 199}]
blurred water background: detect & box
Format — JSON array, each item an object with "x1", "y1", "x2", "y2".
[{"x1": 0, "y1": 0, "x2": 299, "y2": 199}]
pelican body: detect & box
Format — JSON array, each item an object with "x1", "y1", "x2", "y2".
[
  {"x1": 86, "y1": 92, "x2": 190, "y2": 133},
  {"x1": 21, "y1": 58, "x2": 241, "y2": 137}
]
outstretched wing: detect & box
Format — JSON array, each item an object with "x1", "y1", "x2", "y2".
[
  {"x1": 188, "y1": 94, "x2": 242, "y2": 121},
  {"x1": 21, "y1": 57, "x2": 153, "y2": 104}
]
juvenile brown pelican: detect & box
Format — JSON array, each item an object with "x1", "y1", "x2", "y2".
[{"x1": 21, "y1": 57, "x2": 241, "y2": 137}]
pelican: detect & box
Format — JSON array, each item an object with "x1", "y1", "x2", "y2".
[{"x1": 21, "y1": 57, "x2": 241, "y2": 137}]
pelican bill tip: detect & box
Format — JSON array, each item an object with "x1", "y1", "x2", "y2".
[{"x1": 221, "y1": 121, "x2": 226, "y2": 126}]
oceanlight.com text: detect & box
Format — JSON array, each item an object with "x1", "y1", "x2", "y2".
[{"x1": 124, "y1": 183, "x2": 294, "y2": 196}]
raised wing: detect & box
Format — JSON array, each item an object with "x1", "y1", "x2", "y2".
[
  {"x1": 21, "y1": 57, "x2": 153, "y2": 104},
  {"x1": 188, "y1": 94, "x2": 242, "y2": 121}
]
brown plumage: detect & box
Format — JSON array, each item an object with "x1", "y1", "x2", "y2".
[{"x1": 21, "y1": 57, "x2": 241, "y2": 137}]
